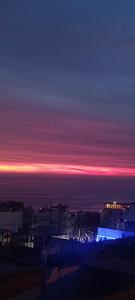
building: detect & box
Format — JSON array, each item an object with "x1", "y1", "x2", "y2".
[
  {"x1": 23, "y1": 206, "x2": 35, "y2": 230},
  {"x1": 0, "y1": 201, "x2": 23, "y2": 233},
  {"x1": 76, "y1": 211, "x2": 100, "y2": 228},
  {"x1": 0, "y1": 201, "x2": 24, "y2": 212},
  {"x1": 125, "y1": 203, "x2": 135, "y2": 232},
  {"x1": 100, "y1": 202, "x2": 135, "y2": 232},
  {"x1": 26, "y1": 204, "x2": 73, "y2": 249},
  {"x1": 67, "y1": 212, "x2": 75, "y2": 238},
  {"x1": 36, "y1": 204, "x2": 70, "y2": 235},
  {"x1": 49, "y1": 204, "x2": 69, "y2": 235},
  {"x1": 36, "y1": 206, "x2": 50, "y2": 226},
  {"x1": 100, "y1": 202, "x2": 130, "y2": 230}
]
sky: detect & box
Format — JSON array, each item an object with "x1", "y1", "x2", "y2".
[{"x1": 0, "y1": 0, "x2": 135, "y2": 176}]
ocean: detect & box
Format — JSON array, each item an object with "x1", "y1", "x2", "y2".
[{"x1": 0, "y1": 174, "x2": 135, "y2": 211}]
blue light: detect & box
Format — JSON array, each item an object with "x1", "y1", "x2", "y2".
[
  {"x1": 96, "y1": 235, "x2": 116, "y2": 242},
  {"x1": 97, "y1": 227, "x2": 135, "y2": 242}
]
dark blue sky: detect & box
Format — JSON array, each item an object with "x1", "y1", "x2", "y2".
[{"x1": 0, "y1": 0, "x2": 135, "y2": 175}]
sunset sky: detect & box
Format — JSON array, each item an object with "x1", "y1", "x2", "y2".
[{"x1": 0, "y1": 0, "x2": 135, "y2": 176}]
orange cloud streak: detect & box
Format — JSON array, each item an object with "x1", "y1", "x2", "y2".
[{"x1": 0, "y1": 163, "x2": 135, "y2": 176}]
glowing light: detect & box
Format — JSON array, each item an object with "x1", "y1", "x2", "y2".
[
  {"x1": 73, "y1": 229, "x2": 94, "y2": 243},
  {"x1": 105, "y1": 203, "x2": 124, "y2": 209},
  {"x1": 53, "y1": 235, "x2": 70, "y2": 240},
  {"x1": 97, "y1": 227, "x2": 135, "y2": 241},
  {"x1": 96, "y1": 235, "x2": 116, "y2": 242},
  {"x1": 0, "y1": 162, "x2": 135, "y2": 176}
]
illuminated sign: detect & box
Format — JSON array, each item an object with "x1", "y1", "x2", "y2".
[{"x1": 105, "y1": 203, "x2": 124, "y2": 210}]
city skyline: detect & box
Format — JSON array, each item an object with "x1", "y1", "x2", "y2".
[{"x1": 0, "y1": 0, "x2": 135, "y2": 176}]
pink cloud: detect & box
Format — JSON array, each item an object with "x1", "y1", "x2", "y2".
[
  {"x1": 0, "y1": 101, "x2": 135, "y2": 175},
  {"x1": 0, "y1": 162, "x2": 135, "y2": 176}
]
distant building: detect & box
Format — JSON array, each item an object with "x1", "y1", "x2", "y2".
[
  {"x1": 100, "y1": 202, "x2": 130, "y2": 230},
  {"x1": 0, "y1": 201, "x2": 23, "y2": 233},
  {"x1": 37, "y1": 206, "x2": 50, "y2": 226},
  {"x1": 26, "y1": 204, "x2": 74, "y2": 249},
  {"x1": 50, "y1": 204, "x2": 69, "y2": 235},
  {"x1": 0, "y1": 201, "x2": 24, "y2": 212},
  {"x1": 36, "y1": 204, "x2": 70, "y2": 235},
  {"x1": 67, "y1": 212, "x2": 75, "y2": 238},
  {"x1": 76, "y1": 211, "x2": 100, "y2": 228},
  {"x1": 125, "y1": 203, "x2": 135, "y2": 232},
  {"x1": 23, "y1": 206, "x2": 35, "y2": 230}
]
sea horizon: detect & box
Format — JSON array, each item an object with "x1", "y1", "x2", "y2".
[{"x1": 0, "y1": 173, "x2": 134, "y2": 212}]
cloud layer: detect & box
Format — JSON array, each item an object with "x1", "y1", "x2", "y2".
[{"x1": 0, "y1": 0, "x2": 135, "y2": 175}]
